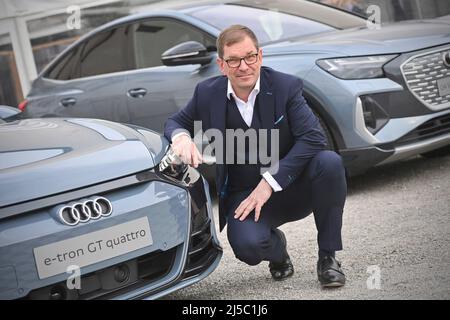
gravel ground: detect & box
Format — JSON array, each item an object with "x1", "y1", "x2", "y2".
[{"x1": 167, "y1": 154, "x2": 450, "y2": 300}]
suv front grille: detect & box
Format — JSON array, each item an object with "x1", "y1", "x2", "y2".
[
  {"x1": 396, "y1": 113, "x2": 450, "y2": 146},
  {"x1": 401, "y1": 47, "x2": 450, "y2": 111}
]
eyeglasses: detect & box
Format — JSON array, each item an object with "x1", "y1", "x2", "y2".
[{"x1": 224, "y1": 53, "x2": 259, "y2": 68}]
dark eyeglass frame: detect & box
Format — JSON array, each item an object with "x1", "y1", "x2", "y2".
[{"x1": 223, "y1": 53, "x2": 259, "y2": 68}]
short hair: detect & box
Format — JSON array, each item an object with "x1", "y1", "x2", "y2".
[{"x1": 216, "y1": 24, "x2": 259, "y2": 58}]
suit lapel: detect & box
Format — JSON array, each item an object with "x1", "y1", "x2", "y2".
[
  {"x1": 210, "y1": 77, "x2": 227, "y2": 137},
  {"x1": 258, "y1": 69, "x2": 276, "y2": 130},
  {"x1": 210, "y1": 77, "x2": 228, "y2": 198}
]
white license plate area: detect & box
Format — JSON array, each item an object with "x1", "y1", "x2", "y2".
[
  {"x1": 34, "y1": 217, "x2": 152, "y2": 279},
  {"x1": 437, "y1": 76, "x2": 450, "y2": 97}
]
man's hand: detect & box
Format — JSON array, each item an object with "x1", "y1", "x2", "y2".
[
  {"x1": 234, "y1": 178, "x2": 273, "y2": 222},
  {"x1": 172, "y1": 134, "x2": 203, "y2": 168}
]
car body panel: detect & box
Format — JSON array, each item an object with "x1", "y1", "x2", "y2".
[
  {"x1": 0, "y1": 118, "x2": 222, "y2": 299},
  {"x1": 125, "y1": 64, "x2": 220, "y2": 132},
  {"x1": 272, "y1": 19, "x2": 450, "y2": 56},
  {"x1": 0, "y1": 118, "x2": 158, "y2": 207},
  {"x1": 0, "y1": 180, "x2": 189, "y2": 299}
]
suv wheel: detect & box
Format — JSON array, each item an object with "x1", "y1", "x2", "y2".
[{"x1": 316, "y1": 113, "x2": 336, "y2": 151}]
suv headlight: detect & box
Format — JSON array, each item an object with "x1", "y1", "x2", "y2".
[
  {"x1": 316, "y1": 55, "x2": 397, "y2": 79},
  {"x1": 158, "y1": 146, "x2": 200, "y2": 185}
]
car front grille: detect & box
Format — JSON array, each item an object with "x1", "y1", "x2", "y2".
[
  {"x1": 183, "y1": 204, "x2": 219, "y2": 279},
  {"x1": 396, "y1": 113, "x2": 450, "y2": 146},
  {"x1": 401, "y1": 47, "x2": 450, "y2": 111}
]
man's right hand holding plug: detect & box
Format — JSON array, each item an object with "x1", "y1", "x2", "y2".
[{"x1": 171, "y1": 133, "x2": 203, "y2": 168}]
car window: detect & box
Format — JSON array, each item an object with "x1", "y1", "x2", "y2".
[
  {"x1": 130, "y1": 19, "x2": 216, "y2": 69},
  {"x1": 45, "y1": 47, "x2": 80, "y2": 80},
  {"x1": 45, "y1": 25, "x2": 130, "y2": 80},
  {"x1": 188, "y1": 4, "x2": 334, "y2": 44},
  {"x1": 79, "y1": 25, "x2": 130, "y2": 78},
  {"x1": 44, "y1": 19, "x2": 216, "y2": 80}
]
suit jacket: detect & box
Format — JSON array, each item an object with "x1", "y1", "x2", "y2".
[{"x1": 164, "y1": 66, "x2": 327, "y2": 231}]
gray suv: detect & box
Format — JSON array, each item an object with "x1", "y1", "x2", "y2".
[{"x1": 23, "y1": 0, "x2": 450, "y2": 176}]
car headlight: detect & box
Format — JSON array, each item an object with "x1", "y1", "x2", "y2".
[
  {"x1": 158, "y1": 146, "x2": 200, "y2": 186},
  {"x1": 316, "y1": 55, "x2": 397, "y2": 79}
]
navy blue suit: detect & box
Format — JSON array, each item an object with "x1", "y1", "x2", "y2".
[{"x1": 165, "y1": 67, "x2": 346, "y2": 265}]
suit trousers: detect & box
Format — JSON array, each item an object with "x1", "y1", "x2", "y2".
[{"x1": 224, "y1": 150, "x2": 347, "y2": 266}]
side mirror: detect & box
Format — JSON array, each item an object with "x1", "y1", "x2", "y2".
[
  {"x1": 161, "y1": 41, "x2": 214, "y2": 66},
  {"x1": 0, "y1": 105, "x2": 21, "y2": 122}
]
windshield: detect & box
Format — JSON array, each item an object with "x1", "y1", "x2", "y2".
[
  {"x1": 188, "y1": 4, "x2": 335, "y2": 45},
  {"x1": 309, "y1": 0, "x2": 367, "y2": 17},
  {"x1": 309, "y1": 0, "x2": 450, "y2": 22}
]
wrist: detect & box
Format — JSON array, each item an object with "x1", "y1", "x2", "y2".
[
  {"x1": 260, "y1": 178, "x2": 273, "y2": 193},
  {"x1": 172, "y1": 131, "x2": 190, "y2": 143}
]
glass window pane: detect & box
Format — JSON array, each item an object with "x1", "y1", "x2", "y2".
[
  {"x1": 32, "y1": 34, "x2": 81, "y2": 74},
  {"x1": 189, "y1": 5, "x2": 334, "y2": 44},
  {"x1": 0, "y1": 34, "x2": 23, "y2": 107},
  {"x1": 45, "y1": 45, "x2": 80, "y2": 80},
  {"x1": 27, "y1": 3, "x2": 128, "y2": 74},
  {"x1": 131, "y1": 19, "x2": 215, "y2": 69},
  {"x1": 79, "y1": 25, "x2": 129, "y2": 77},
  {"x1": 311, "y1": 0, "x2": 450, "y2": 22}
]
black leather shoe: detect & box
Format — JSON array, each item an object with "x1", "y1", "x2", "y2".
[
  {"x1": 317, "y1": 255, "x2": 346, "y2": 287},
  {"x1": 268, "y1": 229, "x2": 294, "y2": 281}
]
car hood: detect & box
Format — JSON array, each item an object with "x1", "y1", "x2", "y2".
[
  {"x1": 0, "y1": 118, "x2": 168, "y2": 207},
  {"x1": 264, "y1": 19, "x2": 450, "y2": 56}
]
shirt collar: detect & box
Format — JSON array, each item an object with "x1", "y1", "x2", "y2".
[{"x1": 227, "y1": 75, "x2": 260, "y2": 101}]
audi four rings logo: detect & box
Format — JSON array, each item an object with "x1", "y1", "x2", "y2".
[{"x1": 57, "y1": 196, "x2": 113, "y2": 226}]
